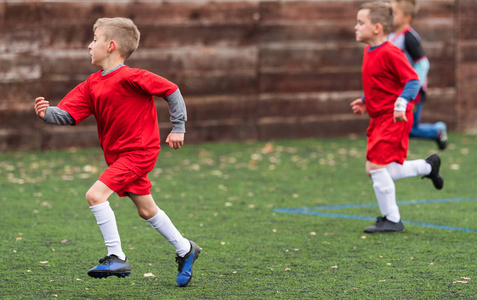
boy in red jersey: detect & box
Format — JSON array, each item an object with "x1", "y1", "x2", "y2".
[
  {"x1": 351, "y1": 2, "x2": 444, "y2": 233},
  {"x1": 34, "y1": 18, "x2": 199, "y2": 286}
]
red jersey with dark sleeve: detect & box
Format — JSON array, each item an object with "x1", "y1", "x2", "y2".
[
  {"x1": 58, "y1": 66, "x2": 177, "y2": 160},
  {"x1": 362, "y1": 41, "x2": 419, "y2": 118}
]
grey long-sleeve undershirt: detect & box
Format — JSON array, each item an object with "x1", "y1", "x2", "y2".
[
  {"x1": 163, "y1": 88, "x2": 187, "y2": 133},
  {"x1": 43, "y1": 106, "x2": 75, "y2": 125},
  {"x1": 41, "y1": 88, "x2": 187, "y2": 133}
]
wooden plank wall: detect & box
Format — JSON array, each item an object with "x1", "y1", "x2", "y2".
[
  {"x1": 456, "y1": 0, "x2": 477, "y2": 133},
  {"x1": 0, "y1": 0, "x2": 471, "y2": 151}
]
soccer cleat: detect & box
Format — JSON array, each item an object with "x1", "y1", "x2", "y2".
[
  {"x1": 364, "y1": 216, "x2": 404, "y2": 233},
  {"x1": 87, "y1": 255, "x2": 131, "y2": 279},
  {"x1": 175, "y1": 240, "x2": 200, "y2": 287},
  {"x1": 423, "y1": 153, "x2": 444, "y2": 190},
  {"x1": 436, "y1": 130, "x2": 448, "y2": 150},
  {"x1": 435, "y1": 122, "x2": 448, "y2": 150}
]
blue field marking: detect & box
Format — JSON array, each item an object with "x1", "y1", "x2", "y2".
[{"x1": 274, "y1": 197, "x2": 477, "y2": 233}]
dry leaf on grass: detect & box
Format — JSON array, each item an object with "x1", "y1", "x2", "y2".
[{"x1": 453, "y1": 280, "x2": 468, "y2": 284}]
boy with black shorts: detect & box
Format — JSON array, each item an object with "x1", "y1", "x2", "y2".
[
  {"x1": 351, "y1": 2, "x2": 444, "y2": 233},
  {"x1": 34, "y1": 17, "x2": 199, "y2": 287}
]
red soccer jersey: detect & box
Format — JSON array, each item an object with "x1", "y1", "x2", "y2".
[
  {"x1": 58, "y1": 66, "x2": 177, "y2": 171},
  {"x1": 362, "y1": 41, "x2": 419, "y2": 118}
]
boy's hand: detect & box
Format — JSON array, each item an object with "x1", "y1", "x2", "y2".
[
  {"x1": 350, "y1": 98, "x2": 366, "y2": 115},
  {"x1": 393, "y1": 110, "x2": 408, "y2": 123},
  {"x1": 393, "y1": 97, "x2": 408, "y2": 122},
  {"x1": 34, "y1": 97, "x2": 49, "y2": 119},
  {"x1": 166, "y1": 132, "x2": 184, "y2": 150}
]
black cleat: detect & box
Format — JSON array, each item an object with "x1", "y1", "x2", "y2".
[
  {"x1": 364, "y1": 216, "x2": 404, "y2": 233},
  {"x1": 423, "y1": 153, "x2": 444, "y2": 190},
  {"x1": 175, "y1": 241, "x2": 200, "y2": 287},
  {"x1": 87, "y1": 255, "x2": 131, "y2": 279}
]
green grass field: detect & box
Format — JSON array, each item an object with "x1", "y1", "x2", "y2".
[{"x1": 1, "y1": 133, "x2": 477, "y2": 299}]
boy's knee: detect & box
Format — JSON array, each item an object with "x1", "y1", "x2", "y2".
[
  {"x1": 366, "y1": 161, "x2": 386, "y2": 177},
  {"x1": 85, "y1": 181, "x2": 113, "y2": 206},
  {"x1": 137, "y1": 207, "x2": 155, "y2": 220},
  {"x1": 366, "y1": 167, "x2": 373, "y2": 177},
  {"x1": 85, "y1": 190, "x2": 106, "y2": 206}
]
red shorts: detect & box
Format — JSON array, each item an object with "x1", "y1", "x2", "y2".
[
  {"x1": 99, "y1": 151, "x2": 158, "y2": 197},
  {"x1": 366, "y1": 111, "x2": 413, "y2": 165}
]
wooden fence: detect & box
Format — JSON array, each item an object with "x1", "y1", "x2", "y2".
[{"x1": 0, "y1": 0, "x2": 475, "y2": 150}]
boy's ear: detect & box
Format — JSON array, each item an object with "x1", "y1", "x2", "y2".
[
  {"x1": 374, "y1": 23, "x2": 383, "y2": 35},
  {"x1": 107, "y1": 41, "x2": 116, "y2": 53}
]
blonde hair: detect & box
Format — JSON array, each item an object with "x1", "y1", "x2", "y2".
[
  {"x1": 360, "y1": 2, "x2": 394, "y2": 34},
  {"x1": 392, "y1": 0, "x2": 419, "y2": 18},
  {"x1": 93, "y1": 17, "x2": 140, "y2": 59}
]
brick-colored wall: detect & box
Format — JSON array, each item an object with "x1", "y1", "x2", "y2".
[
  {"x1": 456, "y1": 0, "x2": 477, "y2": 133},
  {"x1": 0, "y1": 0, "x2": 473, "y2": 151}
]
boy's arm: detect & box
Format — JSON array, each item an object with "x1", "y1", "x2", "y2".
[
  {"x1": 404, "y1": 31, "x2": 426, "y2": 63},
  {"x1": 163, "y1": 88, "x2": 187, "y2": 133},
  {"x1": 43, "y1": 107, "x2": 76, "y2": 125},
  {"x1": 163, "y1": 88, "x2": 187, "y2": 149},
  {"x1": 398, "y1": 80, "x2": 420, "y2": 103},
  {"x1": 413, "y1": 57, "x2": 430, "y2": 87},
  {"x1": 34, "y1": 97, "x2": 75, "y2": 125},
  {"x1": 394, "y1": 79, "x2": 420, "y2": 122},
  {"x1": 404, "y1": 32, "x2": 429, "y2": 86}
]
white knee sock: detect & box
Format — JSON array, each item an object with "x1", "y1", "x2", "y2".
[
  {"x1": 370, "y1": 168, "x2": 400, "y2": 223},
  {"x1": 90, "y1": 201, "x2": 126, "y2": 260},
  {"x1": 386, "y1": 160, "x2": 431, "y2": 181},
  {"x1": 146, "y1": 207, "x2": 191, "y2": 257}
]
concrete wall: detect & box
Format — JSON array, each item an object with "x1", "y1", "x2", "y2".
[{"x1": 0, "y1": 0, "x2": 473, "y2": 151}]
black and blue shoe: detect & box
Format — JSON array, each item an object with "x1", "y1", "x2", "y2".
[
  {"x1": 87, "y1": 255, "x2": 131, "y2": 278},
  {"x1": 175, "y1": 241, "x2": 200, "y2": 287}
]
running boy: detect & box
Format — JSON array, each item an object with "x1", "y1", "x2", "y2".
[
  {"x1": 351, "y1": 2, "x2": 444, "y2": 233},
  {"x1": 34, "y1": 17, "x2": 199, "y2": 287},
  {"x1": 389, "y1": 0, "x2": 447, "y2": 150}
]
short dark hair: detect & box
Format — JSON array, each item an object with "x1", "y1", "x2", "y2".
[{"x1": 360, "y1": 2, "x2": 394, "y2": 34}]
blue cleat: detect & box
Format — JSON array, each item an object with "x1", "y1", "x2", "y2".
[
  {"x1": 87, "y1": 255, "x2": 131, "y2": 279},
  {"x1": 175, "y1": 241, "x2": 200, "y2": 287}
]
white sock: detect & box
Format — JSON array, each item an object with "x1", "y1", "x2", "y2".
[
  {"x1": 386, "y1": 160, "x2": 431, "y2": 181},
  {"x1": 89, "y1": 201, "x2": 126, "y2": 260},
  {"x1": 370, "y1": 168, "x2": 400, "y2": 223},
  {"x1": 146, "y1": 206, "x2": 191, "y2": 257}
]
